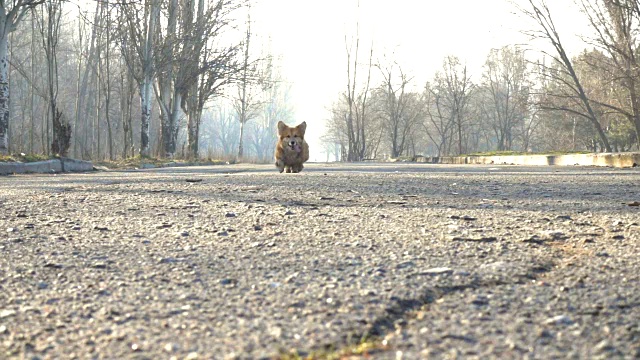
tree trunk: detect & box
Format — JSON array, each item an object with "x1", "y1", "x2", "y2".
[
  {"x1": 140, "y1": 0, "x2": 158, "y2": 158},
  {"x1": 95, "y1": 52, "x2": 101, "y2": 159},
  {"x1": 73, "y1": 13, "x2": 82, "y2": 158},
  {"x1": 0, "y1": 17, "x2": 10, "y2": 154},
  {"x1": 77, "y1": 1, "x2": 101, "y2": 159},
  {"x1": 103, "y1": 0, "x2": 113, "y2": 160},
  {"x1": 0, "y1": 1, "x2": 50, "y2": 154},
  {"x1": 187, "y1": 107, "x2": 202, "y2": 159},
  {"x1": 170, "y1": 93, "x2": 180, "y2": 155},
  {"x1": 30, "y1": 12, "x2": 36, "y2": 153},
  {"x1": 457, "y1": 113, "x2": 463, "y2": 155},
  {"x1": 237, "y1": 116, "x2": 245, "y2": 158},
  {"x1": 139, "y1": 78, "x2": 152, "y2": 157},
  {"x1": 160, "y1": 90, "x2": 180, "y2": 158},
  {"x1": 121, "y1": 59, "x2": 134, "y2": 159},
  {"x1": 42, "y1": 0, "x2": 71, "y2": 157},
  {"x1": 157, "y1": 0, "x2": 178, "y2": 158},
  {"x1": 43, "y1": 110, "x2": 48, "y2": 154},
  {"x1": 237, "y1": 11, "x2": 250, "y2": 160},
  {"x1": 51, "y1": 109, "x2": 71, "y2": 156}
]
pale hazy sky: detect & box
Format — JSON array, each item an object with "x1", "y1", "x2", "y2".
[{"x1": 251, "y1": 0, "x2": 587, "y2": 161}]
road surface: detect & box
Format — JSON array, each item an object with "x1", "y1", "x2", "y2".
[{"x1": 1, "y1": 163, "x2": 639, "y2": 359}]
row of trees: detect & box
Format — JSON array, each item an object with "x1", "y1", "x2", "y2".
[
  {"x1": 323, "y1": 48, "x2": 533, "y2": 160},
  {"x1": 0, "y1": 0, "x2": 287, "y2": 161},
  {"x1": 324, "y1": 0, "x2": 640, "y2": 160},
  {"x1": 201, "y1": 71, "x2": 294, "y2": 162},
  {"x1": 3, "y1": 0, "x2": 640, "y2": 162}
]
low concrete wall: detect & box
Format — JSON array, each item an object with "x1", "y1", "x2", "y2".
[
  {"x1": 0, "y1": 160, "x2": 62, "y2": 175},
  {"x1": 0, "y1": 158, "x2": 94, "y2": 175},
  {"x1": 60, "y1": 158, "x2": 94, "y2": 172},
  {"x1": 415, "y1": 152, "x2": 640, "y2": 168}
]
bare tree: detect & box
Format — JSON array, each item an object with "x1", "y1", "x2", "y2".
[
  {"x1": 445, "y1": 57, "x2": 473, "y2": 155},
  {"x1": 118, "y1": 0, "x2": 158, "y2": 157},
  {"x1": 234, "y1": 7, "x2": 267, "y2": 159},
  {"x1": 181, "y1": 0, "x2": 245, "y2": 159},
  {"x1": 342, "y1": 26, "x2": 374, "y2": 161},
  {"x1": 0, "y1": 0, "x2": 45, "y2": 154},
  {"x1": 72, "y1": 11, "x2": 84, "y2": 158},
  {"x1": 101, "y1": 0, "x2": 114, "y2": 160},
  {"x1": 246, "y1": 64, "x2": 292, "y2": 162},
  {"x1": 75, "y1": 3, "x2": 100, "y2": 159},
  {"x1": 35, "y1": 0, "x2": 70, "y2": 156},
  {"x1": 579, "y1": 0, "x2": 640, "y2": 149},
  {"x1": 8, "y1": 10, "x2": 48, "y2": 154},
  {"x1": 153, "y1": 0, "x2": 180, "y2": 158},
  {"x1": 423, "y1": 82, "x2": 455, "y2": 156},
  {"x1": 423, "y1": 56, "x2": 473, "y2": 156},
  {"x1": 375, "y1": 61, "x2": 423, "y2": 158},
  {"x1": 154, "y1": 0, "x2": 244, "y2": 159},
  {"x1": 479, "y1": 46, "x2": 531, "y2": 151},
  {"x1": 119, "y1": 54, "x2": 136, "y2": 158},
  {"x1": 520, "y1": 0, "x2": 612, "y2": 152}
]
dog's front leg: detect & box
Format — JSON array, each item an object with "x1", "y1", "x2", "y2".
[{"x1": 291, "y1": 164, "x2": 303, "y2": 173}]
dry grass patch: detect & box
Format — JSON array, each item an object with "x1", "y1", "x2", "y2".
[
  {"x1": 276, "y1": 339, "x2": 390, "y2": 360},
  {"x1": 94, "y1": 155, "x2": 229, "y2": 170},
  {"x1": 0, "y1": 153, "x2": 56, "y2": 163}
]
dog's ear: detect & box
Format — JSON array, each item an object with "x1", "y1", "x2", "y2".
[
  {"x1": 297, "y1": 121, "x2": 307, "y2": 136},
  {"x1": 277, "y1": 121, "x2": 286, "y2": 136}
]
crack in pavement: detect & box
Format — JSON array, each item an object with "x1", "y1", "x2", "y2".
[{"x1": 282, "y1": 261, "x2": 557, "y2": 359}]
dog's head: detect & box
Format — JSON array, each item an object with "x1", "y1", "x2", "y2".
[{"x1": 277, "y1": 121, "x2": 306, "y2": 153}]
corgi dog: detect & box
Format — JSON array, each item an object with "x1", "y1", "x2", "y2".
[{"x1": 274, "y1": 121, "x2": 309, "y2": 173}]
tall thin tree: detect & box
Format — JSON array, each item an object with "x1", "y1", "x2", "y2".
[
  {"x1": 0, "y1": 0, "x2": 45, "y2": 154},
  {"x1": 520, "y1": 0, "x2": 612, "y2": 151}
]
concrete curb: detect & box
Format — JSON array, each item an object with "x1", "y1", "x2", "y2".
[
  {"x1": 60, "y1": 157, "x2": 94, "y2": 172},
  {"x1": 414, "y1": 152, "x2": 640, "y2": 168},
  {"x1": 0, "y1": 158, "x2": 94, "y2": 175}
]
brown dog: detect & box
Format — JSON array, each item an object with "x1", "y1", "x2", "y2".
[{"x1": 274, "y1": 121, "x2": 309, "y2": 173}]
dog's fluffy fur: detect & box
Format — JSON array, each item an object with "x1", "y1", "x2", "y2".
[{"x1": 274, "y1": 121, "x2": 309, "y2": 173}]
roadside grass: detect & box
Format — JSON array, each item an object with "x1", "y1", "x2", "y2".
[
  {"x1": 394, "y1": 156, "x2": 415, "y2": 162},
  {"x1": 0, "y1": 152, "x2": 259, "y2": 169},
  {"x1": 93, "y1": 155, "x2": 229, "y2": 169},
  {"x1": 463, "y1": 150, "x2": 592, "y2": 157},
  {"x1": 0, "y1": 153, "x2": 57, "y2": 163},
  {"x1": 275, "y1": 338, "x2": 389, "y2": 360}
]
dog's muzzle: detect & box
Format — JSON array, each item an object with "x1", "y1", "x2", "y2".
[{"x1": 288, "y1": 141, "x2": 302, "y2": 153}]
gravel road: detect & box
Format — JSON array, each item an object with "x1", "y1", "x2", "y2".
[{"x1": 1, "y1": 163, "x2": 639, "y2": 359}]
